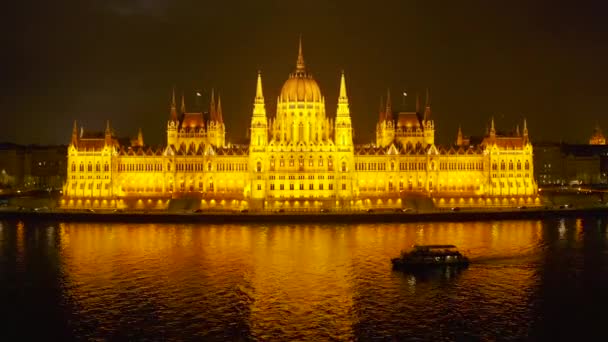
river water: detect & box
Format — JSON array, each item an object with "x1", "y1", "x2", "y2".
[{"x1": 1, "y1": 217, "x2": 607, "y2": 340}]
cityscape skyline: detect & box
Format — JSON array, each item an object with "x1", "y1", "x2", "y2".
[{"x1": 4, "y1": 1, "x2": 608, "y2": 146}]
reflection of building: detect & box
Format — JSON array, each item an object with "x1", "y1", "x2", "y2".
[
  {"x1": 534, "y1": 142, "x2": 608, "y2": 185},
  {"x1": 62, "y1": 39, "x2": 538, "y2": 210},
  {"x1": 0, "y1": 143, "x2": 66, "y2": 190}
]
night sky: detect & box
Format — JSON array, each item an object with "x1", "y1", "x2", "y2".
[{"x1": 4, "y1": 0, "x2": 608, "y2": 146}]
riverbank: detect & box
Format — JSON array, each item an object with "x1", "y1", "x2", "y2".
[{"x1": 2, "y1": 206, "x2": 608, "y2": 224}]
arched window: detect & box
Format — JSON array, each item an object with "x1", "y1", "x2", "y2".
[
  {"x1": 517, "y1": 160, "x2": 521, "y2": 170},
  {"x1": 256, "y1": 161, "x2": 262, "y2": 172},
  {"x1": 104, "y1": 163, "x2": 109, "y2": 172},
  {"x1": 87, "y1": 162, "x2": 92, "y2": 172},
  {"x1": 71, "y1": 163, "x2": 76, "y2": 172},
  {"x1": 95, "y1": 162, "x2": 100, "y2": 172},
  {"x1": 390, "y1": 162, "x2": 395, "y2": 171},
  {"x1": 525, "y1": 160, "x2": 530, "y2": 170},
  {"x1": 500, "y1": 161, "x2": 506, "y2": 170},
  {"x1": 341, "y1": 161, "x2": 347, "y2": 172},
  {"x1": 79, "y1": 163, "x2": 84, "y2": 172},
  {"x1": 509, "y1": 161, "x2": 513, "y2": 170},
  {"x1": 492, "y1": 162, "x2": 497, "y2": 171}
]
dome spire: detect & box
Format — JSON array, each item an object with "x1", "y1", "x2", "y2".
[{"x1": 296, "y1": 35, "x2": 305, "y2": 72}]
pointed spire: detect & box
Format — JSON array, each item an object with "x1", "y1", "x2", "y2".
[
  {"x1": 137, "y1": 128, "x2": 143, "y2": 146},
  {"x1": 337, "y1": 71, "x2": 350, "y2": 117},
  {"x1": 255, "y1": 71, "x2": 264, "y2": 103},
  {"x1": 104, "y1": 120, "x2": 112, "y2": 145},
  {"x1": 170, "y1": 87, "x2": 178, "y2": 121},
  {"x1": 217, "y1": 94, "x2": 223, "y2": 123},
  {"x1": 490, "y1": 117, "x2": 496, "y2": 137},
  {"x1": 385, "y1": 89, "x2": 392, "y2": 122},
  {"x1": 456, "y1": 125, "x2": 463, "y2": 146},
  {"x1": 180, "y1": 92, "x2": 186, "y2": 114},
  {"x1": 296, "y1": 35, "x2": 305, "y2": 72},
  {"x1": 338, "y1": 70, "x2": 348, "y2": 103},
  {"x1": 523, "y1": 118, "x2": 528, "y2": 138},
  {"x1": 378, "y1": 95, "x2": 385, "y2": 122},
  {"x1": 210, "y1": 89, "x2": 216, "y2": 121},
  {"x1": 423, "y1": 88, "x2": 431, "y2": 121},
  {"x1": 71, "y1": 120, "x2": 78, "y2": 145},
  {"x1": 252, "y1": 71, "x2": 267, "y2": 118},
  {"x1": 516, "y1": 124, "x2": 520, "y2": 136}
]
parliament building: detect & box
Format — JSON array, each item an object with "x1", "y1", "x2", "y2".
[{"x1": 62, "y1": 40, "x2": 539, "y2": 211}]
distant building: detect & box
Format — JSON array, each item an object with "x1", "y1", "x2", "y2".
[
  {"x1": 534, "y1": 142, "x2": 608, "y2": 186},
  {"x1": 0, "y1": 143, "x2": 66, "y2": 190},
  {"x1": 589, "y1": 124, "x2": 606, "y2": 145}
]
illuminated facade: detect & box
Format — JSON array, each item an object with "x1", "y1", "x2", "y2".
[{"x1": 63, "y1": 40, "x2": 538, "y2": 210}]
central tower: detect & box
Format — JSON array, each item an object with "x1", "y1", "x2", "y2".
[{"x1": 270, "y1": 38, "x2": 332, "y2": 144}]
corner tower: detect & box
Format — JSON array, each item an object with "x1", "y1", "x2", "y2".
[{"x1": 249, "y1": 71, "x2": 268, "y2": 200}]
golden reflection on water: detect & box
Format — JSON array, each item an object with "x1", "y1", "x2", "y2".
[{"x1": 45, "y1": 220, "x2": 547, "y2": 339}]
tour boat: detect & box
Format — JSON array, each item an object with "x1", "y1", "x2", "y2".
[{"x1": 391, "y1": 245, "x2": 470, "y2": 270}]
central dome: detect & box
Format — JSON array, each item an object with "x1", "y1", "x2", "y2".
[{"x1": 279, "y1": 39, "x2": 322, "y2": 103}]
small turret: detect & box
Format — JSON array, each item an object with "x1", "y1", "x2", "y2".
[{"x1": 385, "y1": 89, "x2": 392, "y2": 122}]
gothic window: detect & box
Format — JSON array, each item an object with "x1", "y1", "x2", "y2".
[
  {"x1": 104, "y1": 163, "x2": 109, "y2": 172},
  {"x1": 319, "y1": 158, "x2": 323, "y2": 167},
  {"x1": 87, "y1": 163, "x2": 92, "y2": 172},
  {"x1": 71, "y1": 163, "x2": 76, "y2": 172},
  {"x1": 342, "y1": 183, "x2": 346, "y2": 190},
  {"x1": 300, "y1": 183, "x2": 304, "y2": 190},
  {"x1": 390, "y1": 162, "x2": 395, "y2": 171},
  {"x1": 341, "y1": 161, "x2": 347, "y2": 172},
  {"x1": 289, "y1": 158, "x2": 294, "y2": 167},
  {"x1": 270, "y1": 184, "x2": 275, "y2": 190},
  {"x1": 309, "y1": 158, "x2": 313, "y2": 167},
  {"x1": 525, "y1": 160, "x2": 530, "y2": 170},
  {"x1": 319, "y1": 184, "x2": 324, "y2": 190},
  {"x1": 517, "y1": 160, "x2": 521, "y2": 170},
  {"x1": 95, "y1": 163, "x2": 100, "y2": 172},
  {"x1": 256, "y1": 161, "x2": 262, "y2": 172},
  {"x1": 500, "y1": 161, "x2": 506, "y2": 170},
  {"x1": 492, "y1": 162, "x2": 497, "y2": 171},
  {"x1": 309, "y1": 184, "x2": 314, "y2": 190},
  {"x1": 509, "y1": 161, "x2": 514, "y2": 170}
]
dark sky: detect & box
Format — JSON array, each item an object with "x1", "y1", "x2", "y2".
[{"x1": 3, "y1": 0, "x2": 608, "y2": 146}]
